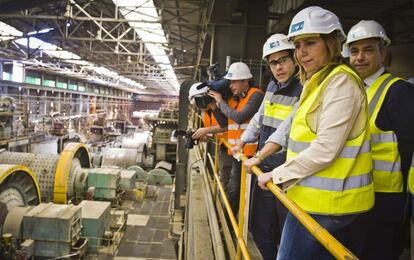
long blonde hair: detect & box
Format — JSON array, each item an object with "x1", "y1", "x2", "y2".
[{"x1": 295, "y1": 32, "x2": 344, "y2": 84}]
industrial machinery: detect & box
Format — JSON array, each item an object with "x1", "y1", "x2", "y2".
[
  {"x1": 0, "y1": 164, "x2": 41, "y2": 236},
  {"x1": 101, "y1": 146, "x2": 146, "y2": 169},
  {"x1": 144, "y1": 101, "x2": 179, "y2": 166},
  {"x1": 100, "y1": 132, "x2": 150, "y2": 169},
  {"x1": 79, "y1": 200, "x2": 112, "y2": 253},
  {"x1": 87, "y1": 167, "x2": 120, "y2": 202},
  {"x1": 1, "y1": 203, "x2": 86, "y2": 258},
  {"x1": 0, "y1": 142, "x2": 91, "y2": 203}
]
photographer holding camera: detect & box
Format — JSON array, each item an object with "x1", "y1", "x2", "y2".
[
  {"x1": 188, "y1": 81, "x2": 234, "y2": 191},
  {"x1": 208, "y1": 61, "x2": 264, "y2": 215}
]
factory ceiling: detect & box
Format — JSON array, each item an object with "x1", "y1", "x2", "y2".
[{"x1": 0, "y1": 0, "x2": 413, "y2": 96}]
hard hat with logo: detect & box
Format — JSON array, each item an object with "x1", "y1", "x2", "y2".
[
  {"x1": 223, "y1": 62, "x2": 252, "y2": 80},
  {"x1": 287, "y1": 6, "x2": 346, "y2": 41},
  {"x1": 345, "y1": 20, "x2": 391, "y2": 47},
  {"x1": 188, "y1": 82, "x2": 209, "y2": 105},
  {"x1": 262, "y1": 33, "x2": 295, "y2": 59}
]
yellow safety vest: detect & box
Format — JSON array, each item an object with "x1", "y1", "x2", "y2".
[
  {"x1": 286, "y1": 64, "x2": 374, "y2": 215},
  {"x1": 408, "y1": 155, "x2": 414, "y2": 194},
  {"x1": 263, "y1": 94, "x2": 298, "y2": 129},
  {"x1": 367, "y1": 73, "x2": 403, "y2": 192}
]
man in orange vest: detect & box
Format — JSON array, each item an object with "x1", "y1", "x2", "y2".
[{"x1": 209, "y1": 62, "x2": 264, "y2": 215}]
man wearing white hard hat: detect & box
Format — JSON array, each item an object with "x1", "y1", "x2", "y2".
[
  {"x1": 345, "y1": 20, "x2": 414, "y2": 260},
  {"x1": 228, "y1": 34, "x2": 302, "y2": 260},
  {"x1": 209, "y1": 61, "x2": 264, "y2": 215},
  {"x1": 257, "y1": 6, "x2": 374, "y2": 259}
]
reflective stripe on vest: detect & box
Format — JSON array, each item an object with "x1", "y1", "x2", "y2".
[
  {"x1": 408, "y1": 154, "x2": 414, "y2": 194},
  {"x1": 227, "y1": 87, "x2": 263, "y2": 156},
  {"x1": 286, "y1": 64, "x2": 374, "y2": 215},
  {"x1": 298, "y1": 172, "x2": 372, "y2": 191},
  {"x1": 288, "y1": 139, "x2": 371, "y2": 158},
  {"x1": 262, "y1": 94, "x2": 297, "y2": 128},
  {"x1": 367, "y1": 73, "x2": 403, "y2": 192},
  {"x1": 228, "y1": 123, "x2": 250, "y2": 130}
]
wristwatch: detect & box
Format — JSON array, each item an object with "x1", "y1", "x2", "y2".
[{"x1": 254, "y1": 150, "x2": 265, "y2": 162}]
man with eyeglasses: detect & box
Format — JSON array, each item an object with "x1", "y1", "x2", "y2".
[{"x1": 231, "y1": 33, "x2": 302, "y2": 260}]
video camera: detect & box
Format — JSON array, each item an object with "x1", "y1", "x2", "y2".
[
  {"x1": 193, "y1": 63, "x2": 232, "y2": 109},
  {"x1": 172, "y1": 129, "x2": 197, "y2": 149}
]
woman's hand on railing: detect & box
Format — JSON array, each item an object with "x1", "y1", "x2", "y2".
[
  {"x1": 243, "y1": 157, "x2": 261, "y2": 173},
  {"x1": 258, "y1": 172, "x2": 272, "y2": 190}
]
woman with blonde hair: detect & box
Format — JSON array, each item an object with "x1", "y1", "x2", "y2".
[{"x1": 258, "y1": 6, "x2": 374, "y2": 259}]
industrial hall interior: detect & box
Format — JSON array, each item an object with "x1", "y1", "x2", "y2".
[{"x1": 1, "y1": 0, "x2": 414, "y2": 259}]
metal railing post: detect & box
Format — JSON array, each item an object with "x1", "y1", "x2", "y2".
[
  {"x1": 213, "y1": 137, "x2": 219, "y2": 199},
  {"x1": 236, "y1": 161, "x2": 247, "y2": 260}
]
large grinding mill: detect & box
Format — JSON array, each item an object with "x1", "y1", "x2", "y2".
[
  {"x1": 0, "y1": 164, "x2": 41, "y2": 229},
  {"x1": 0, "y1": 143, "x2": 90, "y2": 204}
]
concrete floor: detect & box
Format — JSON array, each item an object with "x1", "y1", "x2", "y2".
[{"x1": 85, "y1": 185, "x2": 177, "y2": 260}]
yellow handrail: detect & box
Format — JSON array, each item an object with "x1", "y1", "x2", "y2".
[
  {"x1": 207, "y1": 151, "x2": 251, "y2": 260},
  {"x1": 220, "y1": 138, "x2": 358, "y2": 260}
]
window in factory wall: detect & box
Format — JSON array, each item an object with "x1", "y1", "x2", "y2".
[
  {"x1": 68, "y1": 79, "x2": 77, "y2": 91},
  {"x1": 25, "y1": 76, "x2": 41, "y2": 85},
  {"x1": 78, "y1": 84, "x2": 86, "y2": 92},
  {"x1": 2, "y1": 71, "x2": 11, "y2": 81},
  {"x1": 25, "y1": 71, "x2": 41, "y2": 85},
  {"x1": 2, "y1": 63, "x2": 12, "y2": 81},
  {"x1": 56, "y1": 79, "x2": 67, "y2": 89},
  {"x1": 43, "y1": 75, "x2": 55, "y2": 87}
]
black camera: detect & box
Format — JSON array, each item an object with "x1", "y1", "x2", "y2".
[{"x1": 173, "y1": 129, "x2": 197, "y2": 149}]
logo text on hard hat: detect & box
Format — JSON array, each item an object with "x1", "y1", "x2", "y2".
[
  {"x1": 270, "y1": 41, "x2": 280, "y2": 48},
  {"x1": 227, "y1": 73, "x2": 233, "y2": 77},
  {"x1": 290, "y1": 21, "x2": 304, "y2": 33}
]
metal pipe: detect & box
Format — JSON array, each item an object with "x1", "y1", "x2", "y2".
[{"x1": 220, "y1": 139, "x2": 358, "y2": 260}]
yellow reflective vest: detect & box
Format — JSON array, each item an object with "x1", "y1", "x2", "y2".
[
  {"x1": 408, "y1": 155, "x2": 414, "y2": 194},
  {"x1": 286, "y1": 64, "x2": 374, "y2": 215},
  {"x1": 367, "y1": 73, "x2": 403, "y2": 192}
]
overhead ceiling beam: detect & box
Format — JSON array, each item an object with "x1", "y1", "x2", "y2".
[{"x1": 0, "y1": 13, "x2": 203, "y2": 27}]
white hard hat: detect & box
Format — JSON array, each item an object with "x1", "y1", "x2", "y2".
[
  {"x1": 287, "y1": 6, "x2": 346, "y2": 42},
  {"x1": 223, "y1": 62, "x2": 252, "y2": 80},
  {"x1": 341, "y1": 43, "x2": 350, "y2": 58},
  {"x1": 188, "y1": 82, "x2": 209, "y2": 104},
  {"x1": 262, "y1": 33, "x2": 295, "y2": 59},
  {"x1": 345, "y1": 20, "x2": 391, "y2": 47}
]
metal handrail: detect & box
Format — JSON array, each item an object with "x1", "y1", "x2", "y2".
[
  {"x1": 207, "y1": 146, "x2": 251, "y2": 260},
  {"x1": 220, "y1": 138, "x2": 358, "y2": 260}
]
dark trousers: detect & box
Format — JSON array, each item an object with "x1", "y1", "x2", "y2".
[
  {"x1": 227, "y1": 158, "x2": 241, "y2": 215},
  {"x1": 346, "y1": 192, "x2": 406, "y2": 260},
  {"x1": 218, "y1": 145, "x2": 233, "y2": 192}
]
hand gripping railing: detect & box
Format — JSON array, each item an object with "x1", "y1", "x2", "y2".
[{"x1": 218, "y1": 138, "x2": 358, "y2": 260}]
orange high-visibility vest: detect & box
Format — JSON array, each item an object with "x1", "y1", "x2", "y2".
[
  {"x1": 203, "y1": 111, "x2": 227, "y2": 140},
  {"x1": 203, "y1": 111, "x2": 217, "y2": 127},
  {"x1": 227, "y1": 87, "x2": 263, "y2": 156}
]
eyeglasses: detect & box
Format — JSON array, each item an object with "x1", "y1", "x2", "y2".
[{"x1": 268, "y1": 55, "x2": 291, "y2": 67}]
